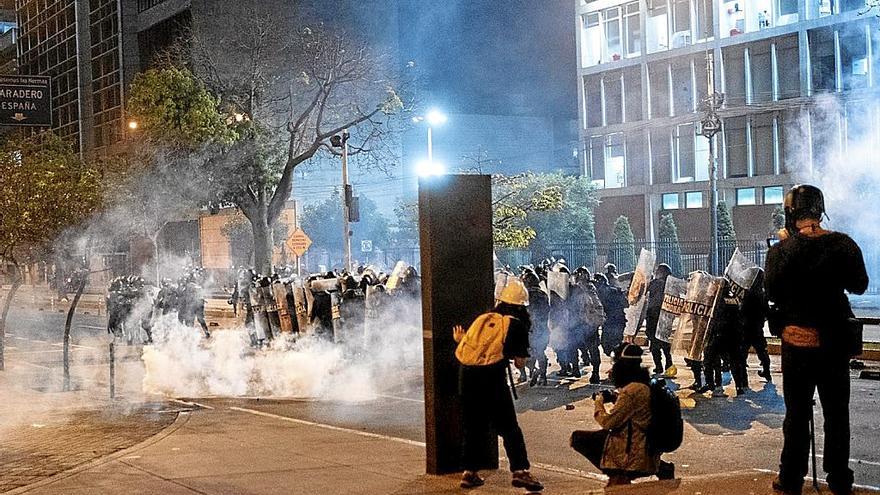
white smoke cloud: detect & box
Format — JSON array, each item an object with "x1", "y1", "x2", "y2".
[{"x1": 142, "y1": 297, "x2": 423, "y2": 401}]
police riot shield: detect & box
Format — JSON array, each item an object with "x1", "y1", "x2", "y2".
[
  {"x1": 671, "y1": 271, "x2": 725, "y2": 361},
  {"x1": 291, "y1": 284, "x2": 309, "y2": 334},
  {"x1": 723, "y1": 249, "x2": 761, "y2": 307},
  {"x1": 385, "y1": 261, "x2": 407, "y2": 291},
  {"x1": 259, "y1": 279, "x2": 280, "y2": 338},
  {"x1": 624, "y1": 249, "x2": 656, "y2": 337},
  {"x1": 494, "y1": 272, "x2": 513, "y2": 301},
  {"x1": 248, "y1": 281, "x2": 272, "y2": 343},
  {"x1": 656, "y1": 276, "x2": 687, "y2": 343},
  {"x1": 546, "y1": 271, "x2": 570, "y2": 300},
  {"x1": 330, "y1": 291, "x2": 343, "y2": 343},
  {"x1": 273, "y1": 280, "x2": 294, "y2": 333}
]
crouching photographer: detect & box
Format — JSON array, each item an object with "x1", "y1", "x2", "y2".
[
  {"x1": 765, "y1": 184, "x2": 868, "y2": 495},
  {"x1": 569, "y1": 344, "x2": 676, "y2": 487}
]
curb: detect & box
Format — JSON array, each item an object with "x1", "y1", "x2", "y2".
[{"x1": 3, "y1": 404, "x2": 192, "y2": 495}]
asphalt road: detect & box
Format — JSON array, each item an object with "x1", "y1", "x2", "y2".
[{"x1": 5, "y1": 308, "x2": 880, "y2": 490}]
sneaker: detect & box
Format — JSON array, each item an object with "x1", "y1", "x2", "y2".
[
  {"x1": 571, "y1": 367, "x2": 581, "y2": 378},
  {"x1": 772, "y1": 476, "x2": 802, "y2": 495},
  {"x1": 460, "y1": 471, "x2": 485, "y2": 489},
  {"x1": 511, "y1": 470, "x2": 543, "y2": 491}
]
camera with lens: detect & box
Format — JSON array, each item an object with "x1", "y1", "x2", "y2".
[{"x1": 591, "y1": 389, "x2": 617, "y2": 403}]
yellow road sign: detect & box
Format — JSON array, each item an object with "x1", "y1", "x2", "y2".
[{"x1": 285, "y1": 228, "x2": 312, "y2": 257}]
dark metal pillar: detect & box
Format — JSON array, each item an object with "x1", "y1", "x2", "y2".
[{"x1": 419, "y1": 174, "x2": 496, "y2": 475}]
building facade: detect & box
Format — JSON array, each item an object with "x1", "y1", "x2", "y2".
[{"x1": 575, "y1": 0, "x2": 880, "y2": 243}]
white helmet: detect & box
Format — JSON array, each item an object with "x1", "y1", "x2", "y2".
[{"x1": 497, "y1": 278, "x2": 529, "y2": 306}]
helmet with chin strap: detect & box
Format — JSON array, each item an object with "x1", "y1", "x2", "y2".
[{"x1": 783, "y1": 184, "x2": 825, "y2": 235}]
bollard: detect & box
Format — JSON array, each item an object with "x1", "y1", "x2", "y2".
[{"x1": 109, "y1": 342, "x2": 115, "y2": 399}]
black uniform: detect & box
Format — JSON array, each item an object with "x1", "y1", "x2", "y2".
[
  {"x1": 460, "y1": 303, "x2": 532, "y2": 473},
  {"x1": 645, "y1": 276, "x2": 672, "y2": 373},
  {"x1": 740, "y1": 271, "x2": 771, "y2": 381},
  {"x1": 765, "y1": 230, "x2": 868, "y2": 494},
  {"x1": 524, "y1": 286, "x2": 550, "y2": 385},
  {"x1": 596, "y1": 281, "x2": 628, "y2": 355}
]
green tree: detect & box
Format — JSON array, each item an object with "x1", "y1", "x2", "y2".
[
  {"x1": 222, "y1": 215, "x2": 289, "y2": 268},
  {"x1": 128, "y1": 14, "x2": 406, "y2": 275},
  {"x1": 0, "y1": 132, "x2": 102, "y2": 371},
  {"x1": 657, "y1": 213, "x2": 684, "y2": 277},
  {"x1": 770, "y1": 205, "x2": 785, "y2": 233},
  {"x1": 609, "y1": 215, "x2": 636, "y2": 273},
  {"x1": 717, "y1": 200, "x2": 737, "y2": 269},
  {"x1": 300, "y1": 192, "x2": 391, "y2": 268},
  {"x1": 528, "y1": 173, "x2": 599, "y2": 266},
  {"x1": 492, "y1": 173, "x2": 566, "y2": 248}
]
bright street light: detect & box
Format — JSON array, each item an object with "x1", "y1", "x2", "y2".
[
  {"x1": 416, "y1": 159, "x2": 446, "y2": 177},
  {"x1": 127, "y1": 120, "x2": 138, "y2": 130},
  {"x1": 425, "y1": 109, "x2": 447, "y2": 126}
]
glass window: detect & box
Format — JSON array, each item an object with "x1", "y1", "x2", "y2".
[
  {"x1": 751, "y1": 113, "x2": 775, "y2": 175},
  {"x1": 585, "y1": 76, "x2": 602, "y2": 127},
  {"x1": 777, "y1": 0, "x2": 799, "y2": 23},
  {"x1": 723, "y1": 47, "x2": 746, "y2": 106},
  {"x1": 696, "y1": 0, "x2": 714, "y2": 40},
  {"x1": 582, "y1": 13, "x2": 602, "y2": 67},
  {"x1": 604, "y1": 7, "x2": 623, "y2": 61},
  {"x1": 650, "y1": 128, "x2": 672, "y2": 184},
  {"x1": 649, "y1": 63, "x2": 670, "y2": 118},
  {"x1": 750, "y1": 42, "x2": 772, "y2": 103},
  {"x1": 809, "y1": 28, "x2": 836, "y2": 93},
  {"x1": 624, "y1": 2, "x2": 641, "y2": 57},
  {"x1": 737, "y1": 187, "x2": 757, "y2": 205},
  {"x1": 606, "y1": 133, "x2": 626, "y2": 188},
  {"x1": 725, "y1": 116, "x2": 749, "y2": 177},
  {"x1": 764, "y1": 186, "x2": 784, "y2": 204},
  {"x1": 672, "y1": 0, "x2": 691, "y2": 44},
  {"x1": 840, "y1": 0, "x2": 866, "y2": 12},
  {"x1": 840, "y1": 28, "x2": 869, "y2": 91},
  {"x1": 626, "y1": 132, "x2": 647, "y2": 185},
  {"x1": 686, "y1": 191, "x2": 704, "y2": 208},
  {"x1": 663, "y1": 193, "x2": 680, "y2": 209},
  {"x1": 672, "y1": 59, "x2": 694, "y2": 115},
  {"x1": 605, "y1": 73, "x2": 623, "y2": 125},
  {"x1": 694, "y1": 124, "x2": 710, "y2": 181},
  {"x1": 674, "y1": 123, "x2": 695, "y2": 182},
  {"x1": 776, "y1": 35, "x2": 801, "y2": 99},
  {"x1": 721, "y1": 0, "x2": 745, "y2": 37},
  {"x1": 624, "y1": 68, "x2": 642, "y2": 122},
  {"x1": 647, "y1": 0, "x2": 669, "y2": 53},
  {"x1": 590, "y1": 136, "x2": 606, "y2": 185}
]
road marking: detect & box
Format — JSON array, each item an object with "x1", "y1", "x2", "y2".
[
  {"x1": 229, "y1": 406, "x2": 426, "y2": 447},
  {"x1": 170, "y1": 399, "x2": 215, "y2": 410},
  {"x1": 374, "y1": 393, "x2": 424, "y2": 403},
  {"x1": 753, "y1": 468, "x2": 880, "y2": 491},
  {"x1": 77, "y1": 325, "x2": 106, "y2": 330},
  {"x1": 815, "y1": 454, "x2": 880, "y2": 468}
]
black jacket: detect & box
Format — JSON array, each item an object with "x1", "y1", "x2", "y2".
[{"x1": 765, "y1": 231, "x2": 868, "y2": 343}]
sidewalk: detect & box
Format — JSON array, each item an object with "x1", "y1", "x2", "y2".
[{"x1": 10, "y1": 404, "x2": 878, "y2": 495}]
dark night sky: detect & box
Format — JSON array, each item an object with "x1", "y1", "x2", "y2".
[{"x1": 397, "y1": 0, "x2": 577, "y2": 119}]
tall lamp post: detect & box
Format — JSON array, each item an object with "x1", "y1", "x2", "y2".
[
  {"x1": 700, "y1": 52, "x2": 724, "y2": 274},
  {"x1": 331, "y1": 130, "x2": 352, "y2": 273},
  {"x1": 413, "y1": 109, "x2": 447, "y2": 176}
]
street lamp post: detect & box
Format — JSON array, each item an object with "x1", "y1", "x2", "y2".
[
  {"x1": 700, "y1": 52, "x2": 724, "y2": 275},
  {"x1": 331, "y1": 130, "x2": 352, "y2": 273},
  {"x1": 413, "y1": 109, "x2": 447, "y2": 176}
]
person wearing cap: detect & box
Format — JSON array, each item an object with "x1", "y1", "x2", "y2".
[
  {"x1": 569, "y1": 343, "x2": 664, "y2": 486},
  {"x1": 453, "y1": 278, "x2": 544, "y2": 492},
  {"x1": 765, "y1": 184, "x2": 868, "y2": 495}
]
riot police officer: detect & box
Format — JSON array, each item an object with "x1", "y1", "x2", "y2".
[{"x1": 765, "y1": 185, "x2": 868, "y2": 495}]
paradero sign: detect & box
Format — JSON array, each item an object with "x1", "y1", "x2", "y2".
[{"x1": 0, "y1": 75, "x2": 52, "y2": 127}]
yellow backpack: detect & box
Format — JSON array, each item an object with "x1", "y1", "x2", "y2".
[{"x1": 455, "y1": 312, "x2": 512, "y2": 366}]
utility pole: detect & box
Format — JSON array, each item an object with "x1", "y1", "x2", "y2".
[
  {"x1": 700, "y1": 52, "x2": 723, "y2": 275},
  {"x1": 331, "y1": 130, "x2": 352, "y2": 273}
]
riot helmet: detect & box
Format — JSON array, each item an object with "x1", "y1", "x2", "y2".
[
  {"x1": 604, "y1": 263, "x2": 618, "y2": 275},
  {"x1": 783, "y1": 184, "x2": 825, "y2": 234}
]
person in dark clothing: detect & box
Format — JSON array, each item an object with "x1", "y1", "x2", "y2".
[
  {"x1": 645, "y1": 264, "x2": 673, "y2": 375},
  {"x1": 699, "y1": 282, "x2": 748, "y2": 396},
  {"x1": 740, "y1": 269, "x2": 772, "y2": 383},
  {"x1": 522, "y1": 272, "x2": 550, "y2": 386},
  {"x1": 454, "y1": 279, "x2": 543, "y2": 492},
  {"x1": 765, "y1": 185, "x2": 868, "y2": 495},
  {"x1": 595, "y1": 273, "x2": 628, "y2": 356}
]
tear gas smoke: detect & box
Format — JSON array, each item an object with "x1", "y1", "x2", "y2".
[{"x1": 142, "y1": 297, "x2": 423, "y2": 401}]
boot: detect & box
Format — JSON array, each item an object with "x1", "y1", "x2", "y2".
[
  {"x1": 529, "y1": 367, "x2": 539, "y2": 387},
  {"x1": 758, "y1": 365, "x2": 772, "y2": 383},
  {"x1": 571, "y1": 364, "x2": 581, "y2": 378},
  {"x1": 517, "y1": 367, "x2": 528, "y2": 383},
  {"x1": 589, "y1": 371, "x2": 600, "y2": 384},
  {"x1": 539, "y1": 369, "x2": 548, "y2": 386},
  {"x1": 657, "y1": 460, "x2": 675, "y2": 480}
]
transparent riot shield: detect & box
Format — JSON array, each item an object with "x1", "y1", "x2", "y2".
[
  {"x1": 624, "y1": 249, "x2": 656, "y2": 337},
  {"x1": 672, "y1": 272, "x2": 725, "y2": 361},
  {"x1": 656, "y1": 276, "x2": 687, "y2": 343}
]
